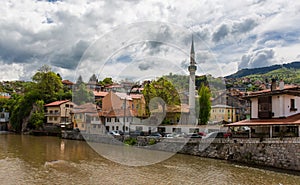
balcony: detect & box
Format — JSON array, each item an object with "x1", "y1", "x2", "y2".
[
  {"x1": 45, "y1": 112, "x2": 61, "y2": 116},
  {"x1": 0, "y1": 118, "x2": 9, "y2": 123},
  {"x1": 90, "y1": 120, "x2": 101, "y2": 124}
]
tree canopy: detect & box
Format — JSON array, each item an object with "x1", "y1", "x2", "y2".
[
  {"x1": 142, "y1": 77, "x2": 180, "y2": 116},
  {"x1": 198, "y1": 84, "x2": 211, "y2": 125},
  {"x1": 32, "y1": 65, "x2": 63, "y2": 103}
]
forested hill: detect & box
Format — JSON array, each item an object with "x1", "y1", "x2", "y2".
[{"x1": 226, "y1": 61, "x2": 300, "y2": 78}]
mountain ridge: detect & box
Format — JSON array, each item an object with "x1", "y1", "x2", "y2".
[{"x1": 226, "y1": 61, "x2": 300, "y2": 78}]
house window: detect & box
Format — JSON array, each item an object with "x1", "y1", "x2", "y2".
[
  {"x1": 173, "y1": 128, "x2": 181, "y2": 133},
  {"x1": 274, "y1": 126, "x2": 280, "y2": 132},
  {"x1": 66, "y1": 104, "x2": 69, "y2": 108},
  {"x1": 49, "y1": 117, "x2": 53, "y2": 121},
  {"x1": 115, "y1": 117, "x2": 119, "y2": 122},
  {"x1": 290, "y1": 99, "x2": 297, "y2": 111},
  {"x1": 54, "y1": 117, "x2": 57, "y2": 121},
  {"x1": 107, "y1": 118, "x2": 111, "y2": 122},
  {"x1": 112, "y1": 126, "x2": 115, "y2": 130},
  {"x1": 82, "y1": 124, "x2": 84, "y2": 128},
  {"x1": 116, "y1": 126, "x2": 119, "y2": 130}
]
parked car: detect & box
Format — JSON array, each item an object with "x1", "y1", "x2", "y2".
[
  {"x1": 114, "y1": 130, "x2": 124, "y2": 135},
  {"x1": 163, "y1": 133, "x2": 174, "y2": 138},
  {"x1": 198, "y1": 132, "x2": 206, "y2": 136},
  {"x1": 202, "y1": 131, "x2": 231, "y2": 139},
  {"x1": 109, "y1": 130, "x2": 121, "y2": 136},
  {"x1": 129, "y1": 130, "x2": 145, "y2": 137},
  {"x1": 188, "y1": 133, "x2": 202, "y2": 138},
  {"x1": 147, "y1": 132, "x2": 162, "y2": 139},
  {"x1": 174, "y1": 132, "x2": 188, "y2": 138}
]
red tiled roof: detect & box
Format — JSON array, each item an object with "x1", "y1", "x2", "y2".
[
  {"x1": 45, "y1": 100, "x2": 70, "y2": 107},
  {"x1": 100, "y1": 109, "x2": 138, "y2": 117},
  {"x1": 93, "y1": 91, "x2": 108, "y2": 97},
  {"x1": 62, "y1": 80, "x2": 74, "y2": 85},
  {"x1": 246, "y1": 85, "x2": 300, "y2": 97},
  {"x1": 105, "y1": 84, "x2": 122, "y2": 88},
  {"x1": 130, "y1": 94, "x2": 143, "y2": 99},
  {"x1": 226, "y1": 113, "x2": 300, "y2": 127},
  {"x1": 0, "y1": 96, "x2": 10, "y2": 99},
  {"x1": 73, "y1": 103, "x2": 100, "y2": 113}
]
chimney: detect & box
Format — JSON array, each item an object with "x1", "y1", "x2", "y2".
[
  {"x1": 279, "y1": 79, "x2": 284, "y2": 90},
  {"x1": 271, "y1": 78, "x2": 276, "y2": 91}
]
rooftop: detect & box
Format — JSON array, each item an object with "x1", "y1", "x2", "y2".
[
  {"x1": 244, "y1": 85, "x2": 300, "y2": 98},
  {"x1": 226, "y1": 113, "x2": 300, "y2": 127},
  {"x1": 44, "y1": 100, "x2": 70, "y2": 107},
  {"x1": 211, "y1": 104, "x2": 235, "y2": 109},
  {"x1": 93, "y1": 91, "x2": 108, "y2": 97},
  {"x1": 62, "y1": 80, "x2": 74, "y2": 85}
]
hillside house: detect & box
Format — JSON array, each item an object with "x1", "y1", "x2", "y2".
[
  {"x1": 227, "y1": 81, "x2": 300, "y2": 138},
  {"x1": 73, "y1": 103, "x2": 104, "y2": 134},
  {"x1": 100, "y1": 91, "x2": 146, "y2": 133},
  {"x1": 45, "y1": 100, "x2": 75, "y2": 126}
]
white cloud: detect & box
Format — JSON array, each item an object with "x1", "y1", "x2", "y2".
[{"x1": 1, "y1": 0, "x2": 300, "y2": 81}]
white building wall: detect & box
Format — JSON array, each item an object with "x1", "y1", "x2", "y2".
[
  {"x1": 283, "y1": 95, "x2": 300, "y2": 117},
  {"x1": 251, "y1": 98, "x2": 258, "y2": 119},
  {"x1": 272, "y1": 96, "x2": 280, "y2": 117}
]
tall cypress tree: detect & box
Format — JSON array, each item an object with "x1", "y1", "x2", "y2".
[{"x1": 198, "y1": 83, "x2": 211, "y2": 125}]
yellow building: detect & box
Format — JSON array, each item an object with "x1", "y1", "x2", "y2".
[
  {"x1": 210, "y1": 104, "x2": 238, "y2": 123},
  {"x1": 45, "y1": 100, "x2": 75, "y2": 125},
  {"x1": 73, "y1": 103, "x2": 101, "y2": 132}
]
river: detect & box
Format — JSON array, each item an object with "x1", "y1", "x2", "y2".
[{"x1": 0, "y1": 132, "x2": 300, "y2": 185}]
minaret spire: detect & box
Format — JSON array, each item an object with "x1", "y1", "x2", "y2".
[
  {"x1": 188, "y1": 35, "x2": 197, "y2": 125},
  {"x1": 190, "y1": 35, "x2": 195, "y2": 64}
]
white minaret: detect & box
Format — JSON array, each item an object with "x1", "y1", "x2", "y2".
[{"x1": 188, "y1": 36, "x2": 197, "y2": 124}]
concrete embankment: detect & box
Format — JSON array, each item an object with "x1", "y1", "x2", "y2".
[{"x1": 62, "y1": 130, "x2": 300, "y2": 171}]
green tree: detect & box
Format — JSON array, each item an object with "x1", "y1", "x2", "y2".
[
  {"x1": 9, "y1": 65, "x2": 64, "y2": 132},
  {"x1": 76, "y1": 75, "x2": 84, "y2": 85},
  {"x1": 32, "y1": 65, "x2": 63, "y2": 103},
  {"x1": 100, "y1": 77, "x2": 113, "y2": 86},
  {"x1": 89, "y1": 74, "x2": 98, "y2": 82},
  {"x1": 198, "y1": 84, "x2": 211, "y2": 125},
  {"x1": 28, "y1": 100, "x2": 45, "y2": 129},
  {"x1": 142, "y1": 78, "x2": 180, "y2": 116},
  {"x1": 143, "y1": 81, "x2": 157, "y2": 115},
  {"x1": 73, "y1": 83, "x2": 94, "y2": 105}
]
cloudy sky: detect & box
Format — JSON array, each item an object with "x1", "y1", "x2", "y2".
[{"x1": 1, "y1": 0, "x2": 300, "y2": 82}]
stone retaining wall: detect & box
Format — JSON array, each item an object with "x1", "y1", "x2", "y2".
[{"x1": 61, "y1": 130, "x2": 300, "y2": 171}]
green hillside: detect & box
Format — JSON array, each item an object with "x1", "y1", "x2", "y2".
[
  {"x1": 226, "y1": 61, "x2": 300, "y2": 78},
  {"x1": 245, "y1": 67, "x2": 300, "y2": 84}
]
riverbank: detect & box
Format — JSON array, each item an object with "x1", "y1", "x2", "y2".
[{"x1": 62, "y1": 130, "x2": 300, "y2": 171}]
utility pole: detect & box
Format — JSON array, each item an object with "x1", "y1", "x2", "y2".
[{"x1": 123, "y1": 97, "x2": 126, "y2": 133}]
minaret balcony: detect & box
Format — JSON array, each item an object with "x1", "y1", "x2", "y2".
[{"x1": 188, "y1": 65, "x2": 197, "y2": 72}]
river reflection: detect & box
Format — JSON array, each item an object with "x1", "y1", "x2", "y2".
[{"x1": 0, "y1": 133, "x2": 299, "y2": 185}]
